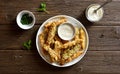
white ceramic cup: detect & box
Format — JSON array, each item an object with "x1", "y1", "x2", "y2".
[
  {"x1": 86, "y1": 4, "x2": 104, "y2": 22},
  {"x1": 16, "y1": 10, "x2": 35, "y2": 30},
  {"x1": 57, "y1": 22, "x2": 75, "y2": 41}
]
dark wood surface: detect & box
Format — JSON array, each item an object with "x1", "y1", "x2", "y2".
[{"x1": 0, "y1": 0, "x2": 120, "y2": 74}]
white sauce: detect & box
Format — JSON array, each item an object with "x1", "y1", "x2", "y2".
[
  {"x1": 58, "y1": 23, "x2": 75, "y2": 40},
  {"x1": 86, "y1": 4, "x2": 104, "y2": 22}
]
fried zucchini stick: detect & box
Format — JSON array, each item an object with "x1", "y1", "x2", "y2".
[
  {"x1": 60, "y1": 44, "x2": 83, "y2": 65},
  {"x1": 45, "y1": 17, "x2": 67, "y2": 28},
  {"x1": 74, "y1": 27, "x2": 80, "y2": 40},
  {"x1": 39, "y1": 28, "x2": 48, "y2": 47},
  {"x1": 80, "y1": 28, "x2": 86, "y2": 49},
  {"x1": 43, "y1": 44, "x2": 60, "y2": 62},
  {"x1": 46, "y1": 22, "x2": 57, "y2": 45},
  {"x1": 62, "y1": 39, "x2": 82, "y2": 49}
]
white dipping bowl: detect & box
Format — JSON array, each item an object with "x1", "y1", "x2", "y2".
[
  {"x1": 86, "y1": 4, "x2": 104, "y2": 22},
  {"x1": 16, "y1": 10, "x2": 35, "y2": 30},
  {"x1": 58, "y1": 22, "x2": 75, "y2": 41}
]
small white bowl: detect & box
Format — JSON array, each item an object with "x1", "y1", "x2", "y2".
[
  {"x1": 57, "y1": 22, "x2": 75, "y2": 41},
  {"x1": 16, "y1": 10, "x2": 35, "y2": 30},
  {"x1": 86, "y1": 4, "x2": 104, "y2": 22}
]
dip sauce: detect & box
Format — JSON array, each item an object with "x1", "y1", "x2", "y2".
[
  {"x1": 86, "y1": 4, "x2": 104, "y2": 22},
  {"x1": 58, "y1": 23, "x2": 75, "y2": 40}
]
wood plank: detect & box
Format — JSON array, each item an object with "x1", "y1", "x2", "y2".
[
  {"x1": 88, "y1": 26, "x2": 120, "y2": 51},
  {"x1": 0, "y1": 25, "x2": 39, "y2": 50},
  {"x1": 0, "y1": 0, "x2": 120, "y2": 25},
  {"x1": 0, "y1": 25, "x2": 120, "y2": 51},
  {"x1": 0, "y1": 0, "x2": 120, "y2": 74},
  {"x1": 0, "y1": 50, "x2": 120, "y2": 74}
]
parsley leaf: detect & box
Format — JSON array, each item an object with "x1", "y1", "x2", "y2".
[
  {"x1": 37, "y1": 2, "x2": 49, "y2": 14},
  {"x1": 41, "y1": 3, "x2": 46, "y2": 8},
  {"x1": 23, "y1": 40, "x2": 32, "y2": 50}
]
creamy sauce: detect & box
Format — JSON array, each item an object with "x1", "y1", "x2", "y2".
[
  {"x1": 58, "y1": 23, "x2": 75, "y2": 40},
  {"x1": 87, "y1": 4, "x2": 104, "y2": 22}
]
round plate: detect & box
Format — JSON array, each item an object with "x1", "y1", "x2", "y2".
[{"x1": 36, "y1": 15, "x2": 89, "y2": 67}]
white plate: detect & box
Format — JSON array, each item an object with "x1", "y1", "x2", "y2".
[{"x1": 36, "y1": 15, "x2": 89, "y2": 67}]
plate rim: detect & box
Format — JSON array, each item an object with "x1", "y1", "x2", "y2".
[{"x1": 36, "y1": 15, "x2": 89, "y2": 67}]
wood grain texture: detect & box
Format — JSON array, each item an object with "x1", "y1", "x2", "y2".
[
  {"x1": 0, "y1": 0, "x2": 120, "y2": 74},
  {"x1": 0, "y1": 50, "x2": 120, "y2": 74},
  {"x1": 0, "y1": 25, "x2": 120, "y2": 51},
  {"x1": 0, "y1": 0, "x2": 119, "y2": 25}
]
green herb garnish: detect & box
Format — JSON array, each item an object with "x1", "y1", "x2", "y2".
[
  {"x1": 21, "y1": 13, "x2": 33, "y2": 25},
  {"x1": 23, "y1": 40, "x2": 32, "y2": 50},
  {"x1": 37, "y1": 2, "x2": 49, "y2": 14}
]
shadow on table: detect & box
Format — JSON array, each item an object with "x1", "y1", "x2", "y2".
[
  {"x1": 8, "y1": 19, "x2": 25, "y2": 35},
  {"x1": 33, "y1": 56, "x2": 87, "y2": 74},
  {"x1": 77, "y1": 10, "x2": 94, "y2": 29},
  {"x1": 8, "y1": 19, "x2": 40, "y2": 50}
]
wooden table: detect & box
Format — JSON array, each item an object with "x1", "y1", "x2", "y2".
[{"x1": 0, "y1": 0, "x2": 120, "y2": 74}]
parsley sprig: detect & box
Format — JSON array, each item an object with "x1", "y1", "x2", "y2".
[
  {"x1": 37, "y1": 2, "x2": 49, "y2": 14},
  {"x1": 23, "y1": 40, "x2": 32, "y2": 50}
]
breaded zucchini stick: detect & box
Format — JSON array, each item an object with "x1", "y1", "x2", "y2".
[
  {"x1": 60, "y1": 44, "x2": 83, "y2": 65},
  {"x1": 46, "y1": 22, "x2": 57, "y2": 45},
  {"x1": 43, "y1": 44, "x2": 60, "y2": 62},
  {"x1": 44, "y1": 17, "x2": 67, "y2": 28},
  {"x1": 62, "y1": 39, "x2": 82, "y2": 49},
  {"x1": 74, "y1": 27, "x2": 80, "y2": 40},
  {"x1": 39, "y1": 27, "x2": 48, "y2": 47},
  {"x1": 80, "y1": 28, "x2": 86, "y2": 49}
]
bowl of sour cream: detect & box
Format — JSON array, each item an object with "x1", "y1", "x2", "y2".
[
  {"x1": 86, "y1": 4, "x2": 104, "y2": 22},
  {"x1": 57, "y1": 22, "x2": 75, "y2": 41}
]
